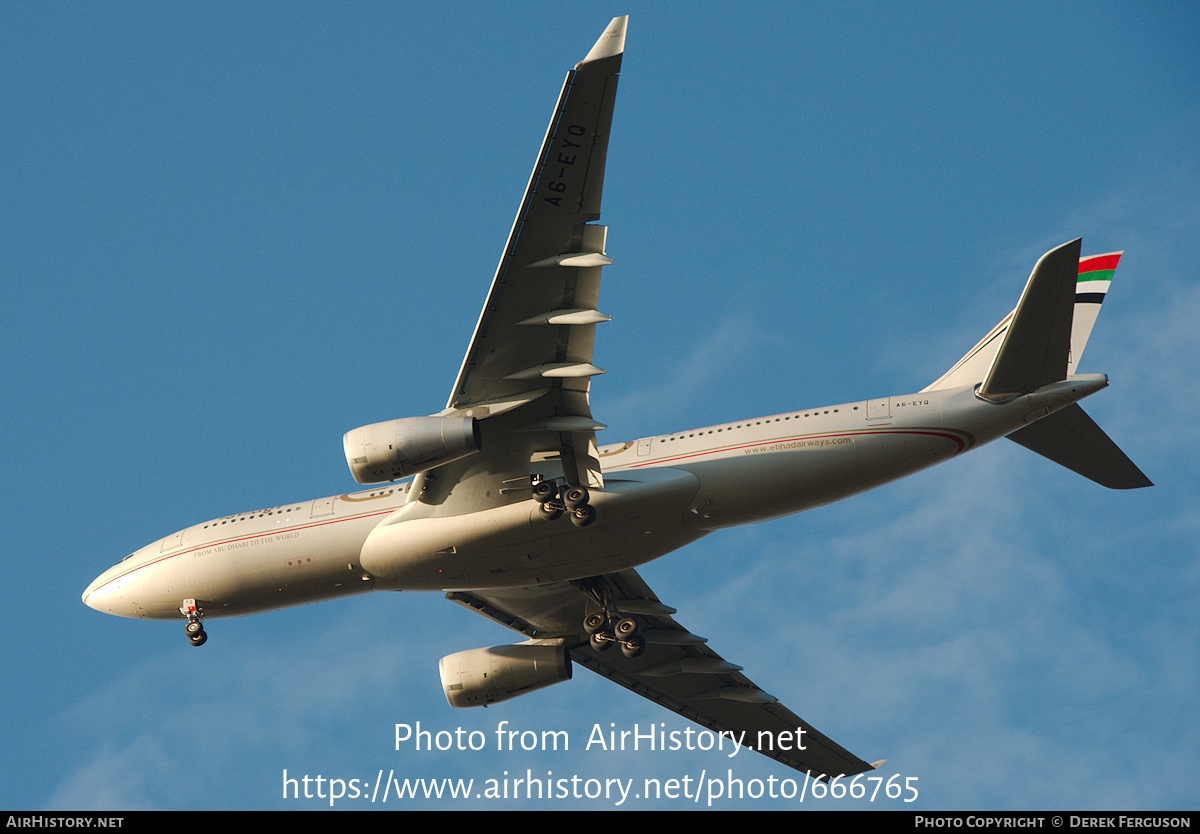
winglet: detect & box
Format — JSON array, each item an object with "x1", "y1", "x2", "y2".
[{"x1": 582, "y1": 16, "x2": 628, "y2": 64}]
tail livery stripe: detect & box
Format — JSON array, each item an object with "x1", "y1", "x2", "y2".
[
  {"x1": 1075, "y1": 251, "x2": 1120, "y2": 305},
  {"x1": 1079, "y1": 251, "x2": 1121, "y2": 275}
]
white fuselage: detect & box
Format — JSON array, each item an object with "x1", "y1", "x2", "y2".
[{"x1": 82, "y1": 376, "x2": 1107, "y2": 622}]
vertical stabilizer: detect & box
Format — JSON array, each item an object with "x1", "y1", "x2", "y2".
[
  {"x1": 931, "y1": 243, "x2": 1150, "y2": 489},
  {"x1": 977, "y1": 239, "x2": 1080, "y2": 400},
  {"x1": 923, "y1": 243, "x2": 1122, "y2": 393}
]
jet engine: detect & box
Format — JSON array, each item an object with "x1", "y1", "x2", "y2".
[
  {"x1": 343, "y1": 415, "x2": 481, "y2": 484},
  {"x1": 439, "y1": 642, "x2": 572, "y2": 708}
]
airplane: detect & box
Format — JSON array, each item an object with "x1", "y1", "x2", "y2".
[{"x1": 82, "y1": 16, "x2": 1151, "y2": 780}]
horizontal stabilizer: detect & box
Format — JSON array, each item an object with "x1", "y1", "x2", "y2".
[
  {"x1": 979, "y1": 239, "x2": 1080, "y2": 400},
  {"x1": 1007, "y1": 404, "x2": 1152, "y2": 489}
]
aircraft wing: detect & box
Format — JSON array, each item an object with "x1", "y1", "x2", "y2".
[
  {"x1": 447, "y1": 569, "x2": 879, "y2": 778},
  {"x1": 429, "y1": 17, "x2": 627, "y2": 501}
]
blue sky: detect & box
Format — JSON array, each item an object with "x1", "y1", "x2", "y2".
[{"x1": 3, "y1": 1, "x2": 1198, "y2": 811}]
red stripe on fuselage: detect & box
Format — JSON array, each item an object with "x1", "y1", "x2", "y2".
[
  {"x1": 620, "y1": 427, "x2": 971, "y2": 469},
  {"x1": 84, "y1": 507, "x2": 395, "y2": 603}
]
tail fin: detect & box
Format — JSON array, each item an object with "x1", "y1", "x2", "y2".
[
  {"x1": 922, "y1": 245, "x2": 1123, "y2": 393},
  {"x1": 978, "y1": 238, "x2": 1080, "y2": 399},
  {"x1": 923, "y1": 241, "x2": 1150, "y2": 489}
]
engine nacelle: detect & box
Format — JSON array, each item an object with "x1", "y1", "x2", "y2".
[
  {"x1": 439, "y1": 642, "x2": 572, "y2": 708},
  {"x1": 343, "y1": 415, "x2": 481, "y2": 484}
]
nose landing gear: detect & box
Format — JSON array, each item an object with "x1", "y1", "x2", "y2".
[{"x1": 180, "y1": 599, "x2": 207, "y2": 647}]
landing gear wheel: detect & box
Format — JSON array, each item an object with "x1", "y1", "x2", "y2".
[
  {"x1": 620, "y1": 635, "x2": 645, "y2": 659},
  {"x1": 583, "y1": 612, "x2": 608, "y2": 635},
  {"x1": 589, "y1": 632, "x2": 613, "y2": 652},
  {"x1": 569, "y1": 504, "x2": 597, "y2": 528},
  {"x1": 538, "y1": 501, "x2": 563, "y2": 521},
  {"x1": 188, "y1": 631, "x2": 207, "y2": 647},
  {"x1": 614, "y1": 616, "x2": 640, "y2": 640},
  {"x1": 563, "y1": 486, "x2": 590, "y2": 510},
  {"x1": 185, "y1": 620, "x2": 204, "y2": 638},
  {"x1": 532, "y1": 480, "x2": 557, "y2": 503}
]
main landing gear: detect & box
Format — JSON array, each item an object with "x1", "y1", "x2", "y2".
[
  {"x1": 532, "y1": 477, "x2": 597, "y2": 527},
  {"x1": 572, "y1": 576, "x2": 648, "y2": 658},
  {"x1": 583, "y1": 610, "x2": 646, "y2": 658},
  {"x1": 180, "y1": 599, "x2": 207, "y2": 647},
  {"x1": 584, "y1": 610, "x2": 645, "y2": 658}
]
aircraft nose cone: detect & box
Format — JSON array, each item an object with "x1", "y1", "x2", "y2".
[
  {"x1": 82, "y1": 565, "x2": 145, "y2": 619},
  {"x1": 82, "y1": 573, "x2": 114, "y2": 612}
]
